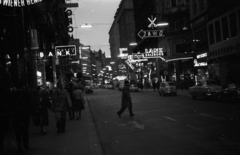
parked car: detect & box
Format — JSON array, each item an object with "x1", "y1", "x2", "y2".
[
  {"x1": 189, "y1": 79, "x2": 221, "y2": 100},
  {"x1": 119, "y1": 83, "x2": 124, "y2": 91},
  {"x1": 105, "y1": 84, "x2": 114, "y2": 89},
  {"x1": 215, "y1": 83, "x2": 240, "y2": 103},
  {"x1": 158, "y1": 81, "x2": 177, "y2": 96},
  {"x1": 129, "y1": 84, "x2": 139, "y2": 92}
]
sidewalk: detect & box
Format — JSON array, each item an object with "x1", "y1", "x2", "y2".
[{"x1": 2, "y1": 96, "x2": 103, "y2": 155}]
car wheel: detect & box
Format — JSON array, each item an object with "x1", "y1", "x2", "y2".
[{"x1": 192, "y1": 95, "x2": 196, "y2": 100}]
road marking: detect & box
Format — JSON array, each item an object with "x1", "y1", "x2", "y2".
[
  {"x1": 186, "y1": 125, "x2": 202, "y2": 131},
  {"x1": 164, "y1": 116, "x2": 177, "y2": 122},
  {"x1": 199, "y1": 113, "x2": 226, "y2": 120},
  {"x1": 118, "y1": 121, "x2": 145, "y2": 130}
]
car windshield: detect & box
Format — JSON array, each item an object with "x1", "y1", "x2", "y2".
[
  {"x1": 206, "y1": 80, "x2": 217, "y2": 85},
  {"x1": 196, "y1": 80, "x2": 217, "y2": 86}
]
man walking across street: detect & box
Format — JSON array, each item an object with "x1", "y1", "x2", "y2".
[
  {"x1": 117, "y1": 80, "x2": 135, "y2": 117},
  {"x1": 52, "y1": 82, "x2": 72, "y2": 133}
]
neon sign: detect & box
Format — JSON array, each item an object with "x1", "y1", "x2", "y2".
[
  {"x1": 0, "y1": 0, "x2": 42, "y2": 7},
  {"x1": 125, "y1": 60, "x2": 135, "y2": 70},
  {"x1": 194, "y1": 59, "x2": 207, "y2": 67},
  {"x1": 197, "y1": 53, "x2": 207, "y2": 59},
  {"x1": 55, "y1": 45, "x2": 76, "y2": 57}
]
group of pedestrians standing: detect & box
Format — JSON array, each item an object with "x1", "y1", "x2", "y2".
[{"x1": 0, "y1": 80, "x2": 86, "y2": 154}]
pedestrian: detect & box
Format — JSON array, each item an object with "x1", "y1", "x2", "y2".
[
  {"x1": 0, "y1": 87, "x2": 11, "y2": 154},
  {"x1": 72, "y1": 84, "x2": 85, "y2": 120},
  {"x1": 117, "y1": 80, "x2": 135, "y2": 117},
  {"x1": 32, "y1": 86, "x2": 51, "y2": 134},
  {"x1": 152, "y1": 78, "x2": 156, "y2": 91},
  {"x1": 10, "y1": 83, "x2": 33, "y2": 153},
  {"x1": 65, "y1": 84, "x2": 75, "y2": 120},
  {"x1": 157, "y1": 79, "x2": 160, "y2": 91},
  {"x1": 52, "y1": 82, "x2": 72, "y2": 133}
]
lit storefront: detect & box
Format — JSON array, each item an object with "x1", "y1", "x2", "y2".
[{"x1": 193, "y1": 52, "x2": 209, "y2": 81}]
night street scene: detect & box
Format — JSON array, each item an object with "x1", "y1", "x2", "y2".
[{"x1": 1, "y1": 0, "x2": 240, "y2": 155}]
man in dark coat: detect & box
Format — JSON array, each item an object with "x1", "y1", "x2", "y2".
[
  {"x1": 117, "y1": 80, "x2": 135, "y2": 117},
  {"x1": 10, "y1": 84, "x2": 33, "y2": 153}
]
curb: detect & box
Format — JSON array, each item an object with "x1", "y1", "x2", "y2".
[{"x1": 84, "y1": 96, "x2": 104, "y2": 155}]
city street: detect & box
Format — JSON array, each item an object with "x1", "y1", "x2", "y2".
[{"x1": 88, "y1": 88, "x2": 240, "y2": 155}]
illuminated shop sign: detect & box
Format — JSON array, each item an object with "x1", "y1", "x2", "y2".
[
  {"x1": 125, "y1": 59, "x2": 135, "y2": 70},
  {"x1": 194, "y1": 59, "x2": 207, "y2": 67},
  {"x1": 55, "y1": 45, "x2": 76, "y2": 57},
  {"x1": 138, "y1": 30, "x2": 164, "y2": 39},
  {"x1": 0, "y1": 0, "x2": 42, "y2": 7},
  {"x1": 144, "y1": 48, "x2": 165, "y2": 61},
  {"x1": 194, "y1": 53, "x2": 208, "y2": 67},
  {"x1": 196, "y1": 53, "x2": 207, "y2": 59}
]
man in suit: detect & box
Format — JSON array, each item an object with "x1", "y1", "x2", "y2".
[{"x1": 52, "y1": 82, "x2": 72, "y2": 133}]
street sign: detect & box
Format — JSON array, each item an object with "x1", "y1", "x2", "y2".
[{"x1": 138, "y1": 29, "x2": 165, "y2": 39}]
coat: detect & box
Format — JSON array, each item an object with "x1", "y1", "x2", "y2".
[
  {"x1": 52, "y1": 88, "x2": 72, "y2": 112},
  {"x1": 32, "y1": 89, "x2": 51, "y2": 126},
  {"x1": 121, "y1": 84, "x2": 132, "y2": 108}
]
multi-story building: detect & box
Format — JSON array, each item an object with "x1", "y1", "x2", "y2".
[
  {"x1": 207, "y1": 0, "x2": 240, "y2": 85},
  {"x1": 109, "y1": 0, "x2": 135, "y2": 79},
  {"x1": 0, "y1": 1, "x2": 70, "y2": 89},
  {"x1": 189, "y1": 0, "x2": 208, "y2": 82}
]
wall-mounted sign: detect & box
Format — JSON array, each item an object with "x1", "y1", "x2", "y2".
[
  {"x1": 194, "y1": 52, "x2": 208, "y2": 67},
  {"x1": 144, "y1": 48, "x2": 165, "y2": 61},
  {"x1": 194, "y1": 59, "x2": 207, "y2": 67},
  {"x1": 138, "y1": 29, "x2": 164, "y2": 39},
  {"x1": 148, "y1": 16, "x2": 157, "y2": 29},
  {"x1": 0, "y1": 0, "x2": 42, "y2": 7},
  {"x1": 125, "y1": 60, "x2": 135, "y2": 70},
  {"x1": 55, "y1": 45, "x2": 76, "y2": 57},
  {"x1": 196, "y1": 53, "x2": 207, "y2": 59}
]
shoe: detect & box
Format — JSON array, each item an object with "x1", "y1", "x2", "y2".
[
  {"x1": 117, "y1": 112, "x2": 121, "y2": 118},
  {"x1": 130, "y1": 114, "x2": 135, "y2": 117}
]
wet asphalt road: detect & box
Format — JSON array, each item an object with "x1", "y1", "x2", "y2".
[{"x1": 87, "y1": 88, "x2": 240, "y2": 155}]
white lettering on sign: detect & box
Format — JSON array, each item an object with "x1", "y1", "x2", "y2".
[
  {"x1": 55, "y1": 45, "x2": 76, "y2": 57},
  {"x1": 194, "y1": 59, "x2": 207, "y2": 67},
  {"x1": 39, "y1": 51, "x2": 54, "y2": 58},
  {"x1": 148, "y1": 16, "x2": 157, "y2": 29},
  {"x1": 197, "y1": 53, "x2": 207, "y2": 59},
  {"x1": 118, "y1": 64, "x2": 126, "y2": 70},
  {"x1": 0, "y1": 0, "x2": 42, "y2": 7},
  {"x1": 144, "y1": 48, "x2": 164, "y2": 57},
  {"x1": 125, "y1": 60, "x2": 134, "y2": 70}
]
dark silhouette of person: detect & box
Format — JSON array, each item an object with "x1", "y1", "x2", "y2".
[
  {"x1": 117, "y1": 80, "x2": 135, "y2": 117},
  {"x1": 10, "y1": 83, "x2": 33, "y2": 153}
]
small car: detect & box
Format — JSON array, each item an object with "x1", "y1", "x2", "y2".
[
  {"x1": 215, "y1": 83, "x2": 240, "y2": 103},
  {"x1": 158, "y1": 81, "x2": 177, "y2": 96},
  {"x1": 189, "y1": 79, "x2": 221, "y2": 100},
  {"x1": 130, "y1": 84, "x2": 139, "y2": 92}
]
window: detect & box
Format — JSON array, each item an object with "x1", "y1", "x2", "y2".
[
  {"x1": 208, "y1": 24, "x2": 215, "y2": 45},
  {"x1": 215, "y1": 20, "x2": 222, "y2": 42},
  {"x1": 229, "y1": 12, "x2": 238, "y2": 37},
  {"x1": 195, "y1": 27, "x2": 208, "y2": 49},
  {"x1": 221, "y1": 16, "x2": 229, "y2": 40}
]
